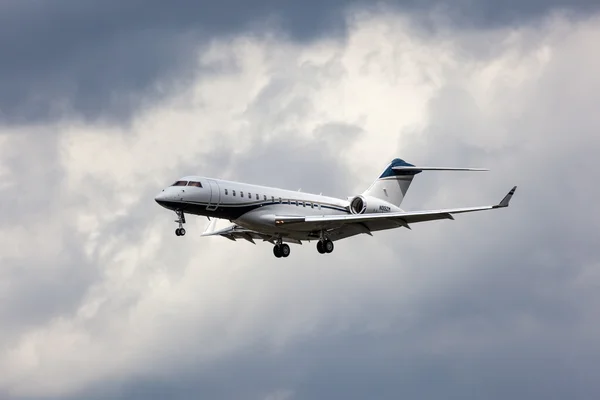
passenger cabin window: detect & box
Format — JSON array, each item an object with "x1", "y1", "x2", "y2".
[
  {"x1": 256, "y1": 194, "x2": 259, "y2": 200},
  {"x1": 278, "y1": 197, "x2": 282, "y2": 203},
  {"x1": 311, "y1": 203, "x2": 314, "y2": 208},
  {"x1": 303, "y1": 201, "x2": 306, "y2": 207},
  {"x1": 233, "y1": 190, "x2": 236, "y2": 196},
  {"x1": 271, "y1": 196, "x2": 275, "y2": 202},
  {"x1": 224, "y1": 189, "x2": 228, "y2": 195},
  {"x1": 172, "y1": 181, "x2": 188, "y2": 186},
  {"x1": 263, "y1": 195, "x2": 267, "y2": 201},
  {"x1": 248, "y1": 192, "x2": 251, "y2": 199},
  {"x1": 240, "y1": 191, "x2": 244, "y2": 197},
  {"x1": 188, "y1": 181, "x2": 202, "y2": 187}
]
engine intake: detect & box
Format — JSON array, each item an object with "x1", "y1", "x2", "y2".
[
  {"x1": 349, "y1": 195, "x2": 367, "y2": 214},
  {"x1": 348, "y1": 195, "x2": 397, "y2": 214}
]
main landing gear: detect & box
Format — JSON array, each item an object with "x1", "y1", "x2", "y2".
[
  {"x1": 316, "y1": 239, "x2": 334, "y2": 254},
  {"x1": 174, "y1": 210, "x2": 186, "y2": 236},
  {"x1": 273, "y1": 239, "x2": 291, "y2": 258}
]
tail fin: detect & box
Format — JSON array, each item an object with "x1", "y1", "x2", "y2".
[
  {"x1": 362, "y1": 158, "x2": 488, "y2": 207},
  {"x1": 362, "y1": 158, "x2": 418, "y2": 207}
]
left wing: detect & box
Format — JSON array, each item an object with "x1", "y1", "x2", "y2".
[
  {"x1": 201, "y1": 220, "x2": 302, "y2": 244},
  {"x1": 275, "y1": 186, "x2": 517, "y2": 230}
]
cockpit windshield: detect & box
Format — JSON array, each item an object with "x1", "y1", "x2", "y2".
[
  {"x1": 187, "y1": 181, "x2": 202, "y2": 187},
  {"x1": 172, "y1": 181, "x2": 188, "y2": 186}
]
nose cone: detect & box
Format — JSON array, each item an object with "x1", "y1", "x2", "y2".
[
  {"x1": 155, "y1": 187, "x2": 183, "y2": 210},
  {"x1": 155, "y1": 190, "x2": 168, "y2": 205}
]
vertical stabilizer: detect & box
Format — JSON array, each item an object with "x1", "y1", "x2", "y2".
[{"x1": 362, "y1": 158, "x2": 420, "y2": 207}]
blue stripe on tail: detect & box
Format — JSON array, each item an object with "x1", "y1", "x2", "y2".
[{"x1": 378, "y1": 158, "x2": 421, "y2": 178}]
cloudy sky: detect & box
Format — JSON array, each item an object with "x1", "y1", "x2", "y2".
[{"x1": 1, "y1": 1, "x2": 600, "y2": 399}]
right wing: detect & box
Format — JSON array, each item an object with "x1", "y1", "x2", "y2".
[
  {"x1": 392, "y1": 166, "x2": 489, "y2": 172},
  {"x1": 201, "y1": 220, "x2": 302, "y2": 244},
  {"x1": 274, "y1": 186, "x2": 517, "y2": 231}
]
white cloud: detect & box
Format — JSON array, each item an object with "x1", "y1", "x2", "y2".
[{"x1": 1, "y1": 9, "x2": 600, "y2": 399}]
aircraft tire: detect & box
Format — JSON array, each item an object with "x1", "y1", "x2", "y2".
[
  {"x1": 273, "y1": 245, "x2": 282, "y2": 258},
  {"x1": 281, "y1": 244, "x2": 290, "y2": 257},
  {"x1": 317, "y1": 241, "x2": 325, "y2": 254},
  {"x1": 324, "y1": 239, "x2": 334, "y2": 253}
]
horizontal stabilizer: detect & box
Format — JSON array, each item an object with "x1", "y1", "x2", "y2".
[{"x1": 392, "y1": 166, "x2": 489, "y2": 172}]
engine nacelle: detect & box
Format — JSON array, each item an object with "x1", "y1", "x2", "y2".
[
  {"x1": 349, "y1": 195, "x2": 367, "y2": 214},
  {"x1": 348, "y1": 195, "x2": 397, "y2": 214}
]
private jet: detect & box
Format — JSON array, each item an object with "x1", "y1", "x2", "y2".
[{"x1": 155, "y1": 158, "x2": 516, "y2": 258}]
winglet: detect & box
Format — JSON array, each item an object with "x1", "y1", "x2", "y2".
[
  {"x1": 201, "y1": 218, "x2": 218, "y2": 236},
  {"x1": 496, "y1": 186, "x2": 517, "y2": 208}
]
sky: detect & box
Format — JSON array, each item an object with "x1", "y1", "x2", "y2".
[{"x1": 1, "y1": 1, "x2": 600, "y2": 399}]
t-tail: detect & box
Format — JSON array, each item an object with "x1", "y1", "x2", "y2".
[{"x1": 362, "y1": 158, "x2": 488, "y2": 207}]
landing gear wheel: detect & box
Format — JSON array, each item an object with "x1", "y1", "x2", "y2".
[
  {"x1": 281, "y1": 244, "x2": 290, "y2": 258},
  {"x1": 175, "y1": 228, "x2": 186, "y2": 236},
  {"x1": 316, "y1": 241, "x2": 325, "y2": 254},
  {"x1": 324, "y1": 239, "x2": 334, "y2": 253},
  {"x1": 175, "y1": 228, "x2": 181, "y2": 236},
  {"x1": 273, "y1": 245, "x2": 282, "y2": 258}
]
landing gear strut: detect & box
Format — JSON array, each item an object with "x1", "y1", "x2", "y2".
[
  {"x1": 174, "y1": 210, "x2": 186, "y2": 236},
  {"x1": 273, "y1": 238, "x2": 290, "y2": 258}
]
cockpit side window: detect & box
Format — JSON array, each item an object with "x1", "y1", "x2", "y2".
[
  {"x1": 188, "y1": 181, "x2": 202, "y2": 188},
  {"x1": 172, "y1": 181, "x2": 188, "y2": 186}
]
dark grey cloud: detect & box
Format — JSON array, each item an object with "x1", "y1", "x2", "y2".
[
  {"x1": 1, "y1": 0, "x2": 598, "y2": 126},
  {"x1": 78, "y1": 327, "x2": 598, "y2": 400}
]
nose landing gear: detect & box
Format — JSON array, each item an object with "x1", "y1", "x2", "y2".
[{"x1": 174, "y1": 210, "x2": 186, "y2": 236}]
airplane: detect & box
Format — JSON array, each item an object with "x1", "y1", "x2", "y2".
[{"x1": 155, "y1": 158, "x2": 516, "y2": 258}]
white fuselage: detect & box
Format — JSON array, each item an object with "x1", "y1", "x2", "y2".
[{"x1": 154, "y1": 176, "x2": 402, "y2": 239}]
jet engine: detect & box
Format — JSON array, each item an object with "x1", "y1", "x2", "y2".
[
  {"x1": 348, "y1": 195, "x2": 396, "y2": 214},
  {"x1": 349, "y1": 195, "x2": 367, "y2": 214}
]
